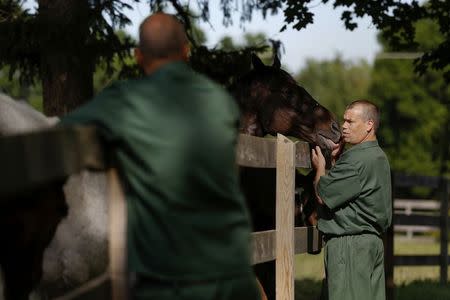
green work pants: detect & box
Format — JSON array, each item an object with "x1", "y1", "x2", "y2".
[
  {"x1": 321, "y1": 233, "x2": 386, "y2": 300},
  {"x1": 133, "y1": 274, "x2": 260, "y2": 300}
]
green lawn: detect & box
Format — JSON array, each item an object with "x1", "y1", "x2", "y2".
[
  {"x1": 394, "y1": 238, "x2": 447, "y2": 284},
  {"x1": 293, "y1": 238, "x2": 450, "y2": 300}
]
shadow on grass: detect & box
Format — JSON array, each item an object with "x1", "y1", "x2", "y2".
[
  {"x1": 395, "y1": 280, "x2": 450, "y2": 300},
  {"x1": 295, "y1": 278, "x2": 322, "y2": 300}
]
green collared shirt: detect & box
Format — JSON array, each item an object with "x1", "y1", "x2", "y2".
[
  {"x1": 317, "y1": 140, "x2": 392, "y2": 236},
  {"x1": 60, "y1": 62, "x2": 254, "y2": 281}
]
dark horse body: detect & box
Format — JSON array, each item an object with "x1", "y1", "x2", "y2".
[{"x1": 230, "y1": 54, "x2": 341, "y2": 299}]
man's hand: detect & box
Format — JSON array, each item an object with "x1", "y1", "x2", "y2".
[
  {"x1": 311, "y1": 146, "x2": 326, "y2": 205},
  {"x1": 331, "y1": 139, "x2": 345, "y2": 165},
  {"x1": 311, "y1": 146, "x2": 326, "y2": 173}
]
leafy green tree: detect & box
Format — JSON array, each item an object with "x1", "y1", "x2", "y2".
[
  {"x1": 296, "y1": 56, "x2": 371, "y2": 122},
  {"x1": 281, "y1": 0, "x2": 450, "y2": 81},
  {"x1": 0, "y1": 66, "x2": 23, "y2": 98},
  {"x1": 217, "y1": 32, "x2": 274, "y2": 66},
  {"x1": 1, "y1": 0, "x2": 449, "y2": 116},
  {"x1": 0, "y1": 66, "x2": 43, "y2": 111},
  {"x1": 370, "y1": 19, "x2": 449, "y2": 178},
  {"x1": 0, "y1": 0, "x2": 134, "y2": 115},
  {"x1": 217, "y1": 36, "x2": 237, "y2": 52}
]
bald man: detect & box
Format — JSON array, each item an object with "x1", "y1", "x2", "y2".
[
  {"x1": 61, "y1": 13, "x2": 260, "y2": 300},
  {"x1": 311, "y1": 100, "x2": 392, "y2": 300}
]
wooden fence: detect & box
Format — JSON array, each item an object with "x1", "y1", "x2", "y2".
[
  {"x1": 394, "y1": 199, "x2": 440, "y2": 239},
  {"x1": 385, "y1": 173, "x2": 450, "y2": 299},
  {"x1": 0, "y1": 126, "x2": 321, "y2": 300}
]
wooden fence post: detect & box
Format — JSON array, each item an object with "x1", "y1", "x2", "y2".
[
  {"x1": 108, "y1": 168, "x2": 128, "y2": 300},
  {"x1": 440, "y1": 179, "x2": 449, "y2": 284},
  {"x1": 275, "y1": 134, "x2": 296, "y2": 300}
]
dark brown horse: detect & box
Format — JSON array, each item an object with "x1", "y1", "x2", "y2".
[
  {"x1": 231, "y1": 54, "x2": 341, "y2": 154},
  {"x1": 230, "y1": 54, "x2": 341, "y2": 300},
  {"x1": 230, "y1": 54, "x2": 341, "y2": 229}
]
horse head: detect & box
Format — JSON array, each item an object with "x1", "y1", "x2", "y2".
[{"x1": 230, "y1": 54, "x2": 341, "y2": 154}]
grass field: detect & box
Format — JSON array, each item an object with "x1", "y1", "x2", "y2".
[{"x1": 293, "y1": 237, "x2": 450, "y2": 300}]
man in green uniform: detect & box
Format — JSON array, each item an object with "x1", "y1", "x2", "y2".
[
  {"x1": 61, "y1": 13, "x2": 260, "y2": 300},
  {"x1": 311, "y1": 100, "x2": 392, "y2": 300}
]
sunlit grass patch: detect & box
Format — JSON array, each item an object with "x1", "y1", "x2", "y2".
[{"x1": 293, "y1": 237, "x2": 450, "y2": 299}]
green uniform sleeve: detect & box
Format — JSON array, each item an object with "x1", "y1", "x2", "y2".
[
  {"x1": 59, "y1": 83, "x2": 124, "y2": 142},
  {"x1": 318, "y1": 160, "x2": 361, "y2": 210}
]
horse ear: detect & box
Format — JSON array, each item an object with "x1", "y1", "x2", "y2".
[
  {"x1": 251, "y1": 54, "x2": 265, "y2": 70},
  {"x1": 272, "y1": 55, "x2": 281, "y2": 69}
]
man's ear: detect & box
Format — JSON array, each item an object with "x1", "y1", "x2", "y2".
[
  {"x1": 134, "y1": 48, "x2": 144, "y2": 68},
  {"x1": 367, "y1": 119, "x2": 374, "y2": 132},
  {"x1": 181, "y1": 44, "x2": 190, "y2": 62}
]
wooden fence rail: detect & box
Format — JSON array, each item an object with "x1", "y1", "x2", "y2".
[
  {"x1": 394, "y1": 199, "x2": 440, "y2": 239},
  {"x1": 0, "y1": 127, "x2": 320, "y2": 300},
  {"x1": 386, "y1": 173, "x2": 450, "y2": 295}
]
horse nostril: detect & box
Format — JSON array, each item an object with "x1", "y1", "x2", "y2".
[{"x1": 332, "y1": 122, "x2": 340, "y2": 132}]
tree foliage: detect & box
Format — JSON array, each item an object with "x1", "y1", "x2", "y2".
[
  {"x1": 150, "y1": 0, "x2": 450, "y2": 80},
  {"x1": 282, "y1": 0, "x2": 450, "y2": 81},
  {"x1": 370, "y1": 19, "x2": 449, "y2": 178},
  {"x1": 0, "y1": 0, "x2": 135, "y2": 115},
  {"x1": 1, "y1": 0, "x2": 449, "y2": 115},
  {"x1": 296, "y1": 56, "x2": 371, "y2": 122}
]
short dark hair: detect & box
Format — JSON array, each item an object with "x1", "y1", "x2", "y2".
[
  {"x1": 347, "y1": 99, "x2": 380, "y2": 131},
  {"x1": 138, "y1": 13, "x2": 188, "y2": 60}
]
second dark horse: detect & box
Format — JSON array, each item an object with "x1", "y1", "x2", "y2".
[{"x1": 230, "y1": 54, "x2": 341, "y2": 300}]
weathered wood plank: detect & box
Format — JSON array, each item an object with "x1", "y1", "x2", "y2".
[
  {"x1": 108, "y1": 169, "x2": 128, "y2": 300},
  {"x1": 54, "y1": 272, "x2": 111, "y2": 300},
  {"x1": 275, "y1": 134, "x2": 295, "y2": 300},
  {"x1": 251, "y1": 227, "x2": 323, "y2": 264},
  {"x1": 251, "y1": 230, "x2": 276, "y2": 264},
  {"x1": 295, "y1": 141, "x2": 311, "y2": 169},
  {"x1": 0, "y1": 132, "x2": 310, "y2": 199},
  {"x1": 294, "y1": 227, "x2": 322, "y2": 254},
  {"x1": 236, "y1": 134, "x2": 310, "y2": 168},
  {"x1": 0, "y1": 126, "x2": 106, "y2": 199}
]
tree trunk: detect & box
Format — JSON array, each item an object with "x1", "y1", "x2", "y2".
[{"x1": 38, "y1": 0, "x2": 93, "y2": 116}]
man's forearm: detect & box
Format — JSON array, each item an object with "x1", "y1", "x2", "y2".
[{"x1": 313, "y1": 167, "x2": 326, "y2": 205}]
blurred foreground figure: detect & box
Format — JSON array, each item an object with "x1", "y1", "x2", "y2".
[{"x1": 62, "y1": 12, "x2": 260, "y2": 300}]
